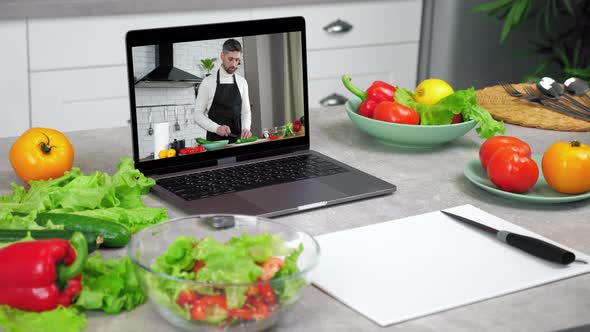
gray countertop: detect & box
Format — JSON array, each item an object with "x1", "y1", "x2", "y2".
[
  {"x1": 0, "y1": 0, "x2": 363, "y2": 20},
  {"x1": 1, "y1": 106, "x2": 590, "y2": 331}
]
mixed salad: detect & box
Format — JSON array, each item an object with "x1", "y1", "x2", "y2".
[{"x1": 150, "y1": 234, "x2": 305, "y2": 326}]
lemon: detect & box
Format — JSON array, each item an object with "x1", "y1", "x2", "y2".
[{"x1": 413, "y1": 78, "x2": 454, "y2": 105}]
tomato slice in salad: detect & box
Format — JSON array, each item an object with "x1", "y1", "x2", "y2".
[
  {"x1": 260, "y1": 257, "x2": 285, "y2": 281},
  {"x1": 257, "y1": 283, "x2": 277, "y2": 306},
  {"x1": 192, "y1": 260, "x2": 206, "y2": 274},
  {"x1": 229, "y1": 296, "x2": 272, "y2": 321},
  {"x1": 177, "y1": 289, "x2": 198, "y2": 307},
  {"x1": 190, "y1": 295, "x2": 228, "y2": 321}
]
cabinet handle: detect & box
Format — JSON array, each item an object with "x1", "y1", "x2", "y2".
[
  {"x1": 323, "y1": 19, "x2": 353, "y2": 34},
  {"x1": 320, "y1": 93, "x2": 348, "y2": 107}
]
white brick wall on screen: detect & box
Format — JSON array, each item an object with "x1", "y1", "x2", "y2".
[
  {"x1": 174, "y1": 38, "x2": 245, "y2": 78},
  {"x1": 134, "y1": 38, "x2": 247, "y2": 159},
  {"x1": 132, "y1": 45, "x2": 156, "y2": 81}
]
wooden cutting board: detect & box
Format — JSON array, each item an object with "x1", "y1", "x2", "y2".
[{"x1": 476, "y1": 83, "x2": 590, "y2": 131}]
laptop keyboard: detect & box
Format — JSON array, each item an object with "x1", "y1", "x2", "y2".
[{"x1": 156, "y1": 154, "x2": 348, "y2": 201}]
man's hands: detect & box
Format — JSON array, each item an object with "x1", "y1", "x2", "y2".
[
  {"x1": 215, "y1": 126, "x2": 252, "y2": 139},
  {"x1": 240, "y1": 129, "x2": 252, "y2": 139},
  {"x1": 216, "y1": 125, "x2": 231, "y2": 137}
]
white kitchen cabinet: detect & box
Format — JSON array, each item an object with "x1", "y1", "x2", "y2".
[
  {"x1": 253, "y1": 0, "x2": 423, "y2": 108},
  {"x1": 307, "y1": 43, "x2": 419, "y2": 107},
  {"x1": 0, "y1": 20, "x2": 29, "y2": 138},
  {"x1": 30, "y1": 66, "x2": 130, "y2": 132},
  {"x1": 28, "y1": 10, "x2": 252, "y2": 71},
  {"x1": 253, "y1": 0, "x2": 422, "y2": 50}
]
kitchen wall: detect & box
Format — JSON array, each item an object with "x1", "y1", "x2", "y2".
[{"x1": 133, "y1": 38, "x2": 247, "y2": 158}]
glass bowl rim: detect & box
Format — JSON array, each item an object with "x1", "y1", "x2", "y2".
[{"x1": 127, "y1": 214, "x2": 321, "y2": 287}]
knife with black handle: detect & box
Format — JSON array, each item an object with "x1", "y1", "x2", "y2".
[{"x1": 441, "y1": 210, "x2": 576, "y2": 265}]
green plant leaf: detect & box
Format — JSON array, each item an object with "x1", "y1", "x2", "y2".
[
  {"x1": 500, "y1": 0, "x2": 529, "y2": 43},
  {"x1": 554, "y1": 47, "x2": 571, "y2": 67},
  {"x1": 529, "y1": 59, "x2": 551, "y2": 76},
  {"x1": 562, "y1": 0, "x2": 575, "y2": 16},
  {"x1": 564, "y1": 67, "x2": 590, "y2": 80},
  {"x1": 472, "y1": 0, "x2": 512, "y2": 13},
  {"x1": 550, "y1": 0, "x2": 559, "y2": 20},
  {"x1": 542, "y1": 1, "x2": 552, "y2": 34},
  {"x1": 489, "y1": 5, "x2": 511, "y2": 18},
  {"x1": 499, "y1": 4, "x2": 517, "y2": 43},
  {"x1": 572, "y1": 39, "x2": 582, "y2": 68},
  {"x1": 514, "y1": 0, "x2": 531, "y2": 25}
]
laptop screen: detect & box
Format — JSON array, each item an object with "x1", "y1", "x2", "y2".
[{"x1": 126, "y1": 17, "x2": 309, "y2": 173}]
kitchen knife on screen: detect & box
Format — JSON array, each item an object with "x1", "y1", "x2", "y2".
[{"x1": 440, "y1": 210, "x2": 577, "y2": 265}]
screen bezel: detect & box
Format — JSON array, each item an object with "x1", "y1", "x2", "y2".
[{"x1": 125, "y1": 16, "x2": 309, "y2": 174}]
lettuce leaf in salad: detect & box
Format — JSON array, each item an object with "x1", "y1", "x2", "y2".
[
  {"x1": 272, "y1": 244, "x2": 306, "y2": 304},
  {"x1": 0, "y1": 305, "x2": 87, "y2": 332},
  {"x1": 152, "y1": 236, "x2": 198, "y2": 278},
  {"x1": 74, "y1": 253, "x2": 146, "y2": 314},
  {"x1": 395, "y1": 87, "x2": 505, "y2": 139},
  {"x1": 227, "y1": 233, "x2": 291, "y2": 263}
]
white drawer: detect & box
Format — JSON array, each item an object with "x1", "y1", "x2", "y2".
[
  {"x1": 253, "y1": 0, "x2": 422, "y2": 50},
  {"x1": 28, "y1": 9, "x2": 251, "y2": 71},
  {"x1": 308, "y1": 73, "x2": 389, "y2": 108},
  {"x1": 306, "y1": 42, "x2": 419, "y2": 107},
  {"x1": 30, "y1": 66, "x2": 130, "y2": 131},
  {"x1": 0, "y1": 20, "x2": 29, "y2": 138}
]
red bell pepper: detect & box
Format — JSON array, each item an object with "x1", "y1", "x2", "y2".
[
  {"x1": 0, "y1": 232, "x2": 88, "y2": 312},
  {"x1": 342, "y1": 75, "x2": 396, "y2": 118}
]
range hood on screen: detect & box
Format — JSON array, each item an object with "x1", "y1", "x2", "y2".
[{"x1": 135, "y1": 43, "x2": 202, "y2": 88}]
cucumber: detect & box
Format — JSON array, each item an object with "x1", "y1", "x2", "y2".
[
  {"x1": 0, "y1": 229, "x2": 101, "y2": 253},
  {"x1": 36, "y1": 212, "x2": 131, "y2": 248},
  {"x1": 196, "y1": 137, "x2": 213, "y2": 145},
  {"x1": 235, "y1": 136, "x2": 258, "y2": 144}
]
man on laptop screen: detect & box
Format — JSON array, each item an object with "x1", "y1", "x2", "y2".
[{"x1": 194, "y1": 39, "x2": 253, "y2": 143}]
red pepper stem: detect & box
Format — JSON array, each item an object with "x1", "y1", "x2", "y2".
[
  {"x1": 341, "y1": 75, "x2": 368, "y2": 101},
  {"x1": 57, "y1": 232, "x2": 88, "y2": 283}
]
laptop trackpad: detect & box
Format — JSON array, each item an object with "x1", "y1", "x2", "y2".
[{"x1": 237, "y1": 181, "x2": 346, "y2": 212}]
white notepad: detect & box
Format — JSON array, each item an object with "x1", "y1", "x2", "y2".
[{"x1": 311, "y1": 204, "x2": 590, "y2": 327}]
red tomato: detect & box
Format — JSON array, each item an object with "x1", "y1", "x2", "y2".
[
  {"x1": 358, "y1": 99, "x2": 379, "y2": 118},
  {"x1": 372, "y1": 101, "x2": 420, "y2": 125},
  {"x1": 229, "y1": 296, "x2": 273, "y2": 321},
  {"x1": 229, "y1": 305, "x2": 257, "y2": 320},
  {"x1": 246, "y1": 296, "x2": 271, "y2": 320},
  {"x1": 257, "y1": 283, "x2": 277, "y2": 305},
  {"x1": 487, "y1": 149, "x2": 539, "y2": 193},
  {"x1": 293, "y1": 120, "x2": 302, "y2": 132},
  {"x1": 479, "y1": 136, "x2": 531, "y2": 170},
  {"x1": 451, "y1": 114, "x2": 463, "y2": 124},
  {"x1": 176, "y1": 289, "x2": 198, "y2": 307},
  {"x1": 190, "y1": 295, "x2": 228, "y2": 321},
  {"x1": 260, "y1": 257, "x2": 285, "y2": 281},
  {"x1": 192, "y1": 260, "x2": 206, "y2": 274}
]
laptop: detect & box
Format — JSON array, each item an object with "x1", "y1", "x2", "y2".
[{"x1": 125, "y1": 16, "x2": 396, "y2": 217}]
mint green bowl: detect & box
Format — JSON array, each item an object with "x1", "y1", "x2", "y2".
[
  {"x1": 345, "y1": 97, "x2": 477, "y2": 148},
  {"x1": 201, "y1": 140, "x2": 229, "y2": 151}
]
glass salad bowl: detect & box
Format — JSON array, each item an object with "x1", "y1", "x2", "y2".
[{"x1": 128, "y1": 215, "x2": 320, "y2": 332}]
